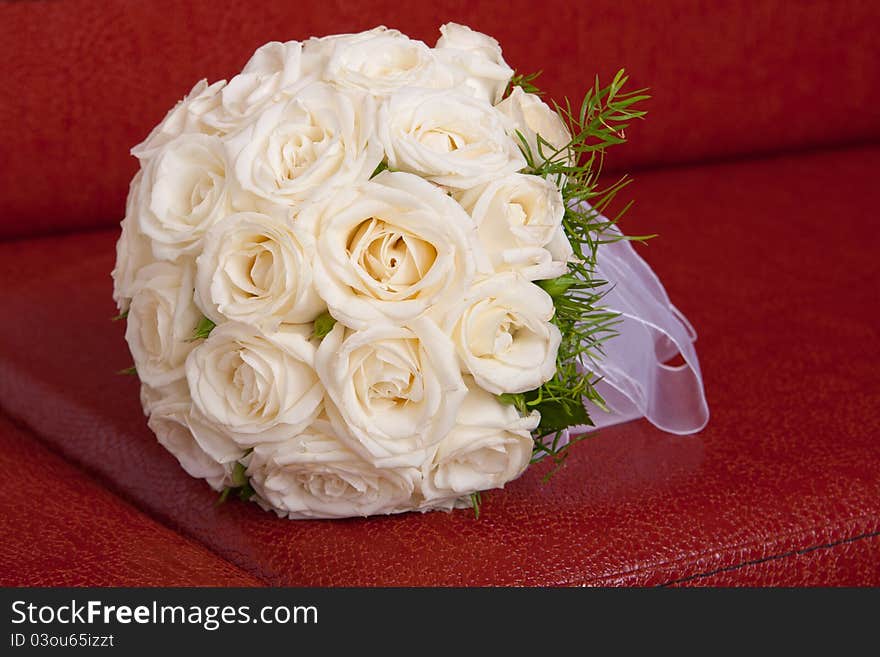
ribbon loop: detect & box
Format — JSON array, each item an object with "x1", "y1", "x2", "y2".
[{"x1": 574, "y1": 230, "x2": 709, "y2": 435}]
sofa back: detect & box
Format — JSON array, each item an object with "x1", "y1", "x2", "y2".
[{"x1": 2, "y1": 0, "x2": 878, "y2": 239}]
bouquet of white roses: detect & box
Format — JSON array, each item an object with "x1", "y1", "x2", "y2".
[{"x1": 113, "y1": 23, "x2": 706, "y2": 519}]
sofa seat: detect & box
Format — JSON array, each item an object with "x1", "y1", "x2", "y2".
[
  {"x1": 0, "y1": 414, "x2": 263, "y2": 586},
  {"x1": 1, "y1": 145, "x2": 878, "y2": 586}
]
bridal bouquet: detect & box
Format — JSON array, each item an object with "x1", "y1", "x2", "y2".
[{"x1": 113, "y1": 23, "x2": 707, "y2": 519}]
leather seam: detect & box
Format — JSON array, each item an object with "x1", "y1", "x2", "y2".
[
  {"x1": 0, "y1": 407, "x2": 270, "y2": 586},
  {"x1": 658, "y1": 529, "x2": 880, "y2": 586},
  {"x1": 3, "y1": 377, "x2": 877, "y2": 587},
  {"x1": 572, "y1": 518, "x2": 880, "y2": 587}
]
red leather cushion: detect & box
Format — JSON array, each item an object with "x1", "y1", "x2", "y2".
[
  {"x1": 671, "y1": 535, "x2": 880, "y2": 586},
  {"x1": 1, "y1": 145, "x2": 877, "y2": 585},
  {"x1": 2, "y1": 0, "x2": 879, "y2": 238},
  {"x1": 0, "y1": 414, "x2": 262, "y2": 586}
]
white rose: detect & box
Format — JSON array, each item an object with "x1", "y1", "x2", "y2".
[
  {"x1": 226, "y1": 81, "x2": 381, "y2": 209},
  {"x1": 137, "y1": 133, "x2": 232, "y2": 260},
  {"x1": 112, "y1": 171, "x2": 153, "y2": 311},
  {"x1": 434, "y1": 22, "x2": 513, "y2": 105},
  {"x1": 420, "y1": 379, "x2": 537, "y2": 504},
  {"x1": 315, "y1": 317, "x2": 467, "y2": 468},
  {"x1": 323, "y1": 26, "x2": 446, "y2": 94},
  {"x1": 299, "y1": 171, "x2": 477, "y2": 329},
  {"x1": 496, "y1": 86, "x2": 572, "y2": 167},
  {"x1": 144, "y1": 381, "x2": 242, "y2": 491},
  {"x1": 204, "y1": 40, "x2": 308, "y2": 131},
  {"x1": 131, "y1": 79, "x2": 226, "y2": 161},
  {"x1": 195, "y1": 211, "x2": 325, "y2": 329},
  {"x1": 300, "y1": 33, "x2": 338, "y2": 67},
  {"x1": 139, "y1": 378, "x2": 185, "y2": 416},
  {"x1": 444, "y1": 272, "x2": 561, "y2": 394},
  {"x1": 458, "y1": 172, "x2": 572, "y2": 280},
  {"x1": 125, "y1": 260, "x2": 201, "y2": 388},
  {"x1": 186, "y1": 322, "x2": 323, "y2": 447},
  {"x1": 247, "y1": 416, "x2": 419, "y2": 518},
  {"x1": 378, "y1": 88, "x2": 525, "y2": 189}
]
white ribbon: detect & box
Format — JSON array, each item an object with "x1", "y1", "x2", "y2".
[{"x1": 566, "y1": 228, "x2": 709, "y2": 437}]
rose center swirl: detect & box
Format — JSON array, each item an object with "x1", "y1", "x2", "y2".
[
  {"x1": 469, "y1": 304, "x2": 524, "y2": 357},
  {"x1": 352, "y1": 338, "x2": 425, "y2": 410},
  {"x1": 347, "y1": 218, "x2": 437, "y2": 293},
  {"x1": 270, "y1": 122, "x2": 332, "y2": 184}
]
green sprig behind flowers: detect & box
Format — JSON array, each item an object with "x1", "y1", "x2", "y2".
[
  {"x1": 507, "y1": 70, "x2": 544, "y2": 96},
  {"x1": 370, "y1": 161, "x2": 390, "y2": 178},
  {"x1": 313, "y1": 311, "x2": 337, "y2": 339},
  {"x1": 189, "y1": 315, "x2": 216, "y2": 342},
  {"x1": 217, "y1": 450, "x2": 256, "y2": 505},
  {"x1": 507, "y1": 69, "x2": 650, "y2": 473},
  {"x1": 469, "y1": 491, "x2": 482, "y2": 519}
]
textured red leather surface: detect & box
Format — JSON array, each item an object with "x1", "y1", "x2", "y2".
[
  {"x1": 0, "y1": 414, "x2": 263, "y2": 586},
  {"x1": 1, "y1": 145, "x2": 877, "y2": 585},
  {"x1": 2, "y1": 0, "x2": 879, "y2": 238},
  {"x1": 671, "y1": 535, "x2": 880, "y2": 587}
]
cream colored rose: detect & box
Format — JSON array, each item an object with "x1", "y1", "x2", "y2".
[
  {"x1": 444, "y1": 272, "x2": 561, "y2": 394},
  {"x1": 204, "y1": 40, "x2": 308, "y2": 132},
  {"x1": 226, "y1": 81, "x2": 381, "y2": 209},
  {"x1": 144, "y1": 381, "x2": 242, "y2": 491},
  {"x1": 434, "y1": 22, "x2": 513, "y2": 105},
  {"x1": 125, "y1": 260, "x2": 201, "y2": 388},
  {"x1": 378, "y1": 88, "x2": 525, "y2": 189},
  {"x1": 137, "y1": 133, "x2": 232, "y2": 260},
  {"x1": 496, "y1": 86, "x2": 572, "y2": 167},
  {"x1": 195, "y1": 211, "x2": 325, "y2": 330},
  {"x1": 139, "y1": 378, "x2": 187, "y2": 417},
  {"x1": 420, "y1": 380, "x2": 537, "y2": 504},
  {"x1": 315, "y1": 317, "x2": 467, "y2": 468},
  {"x1": 299, "y1": 171, "x2": 477, "y2": 329},
  {"x1": 186, "y1": 322, "x2": 323, "y2": 446},
  {"x1": 246, "y1": 416, "x2": 419, "y2": 518},
  {"x1": 112, "y1": 171, "x2": 153, "y2": 311},
  {"x1": 458, "y1": 172, "x2": 572, "y2": 280},
  {"x1": 323, "y1": 27, "x2": 446, "y2": 94},
  {"x1": 131, "y1": 79, "x2": 226, "y2": 161}
]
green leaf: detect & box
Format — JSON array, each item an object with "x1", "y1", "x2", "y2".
[
  {"x1": 110, "y1": 310, "x2": 129, "y2": 322},
  {"x1": 117, "y1": 366, "x2": 137, "y2": 376},
  {"x1": 536, "y1": 275, "x2": 579, "y2": 298},
  {"x1": 370, "y1": 161, "x2": 389, "y2": 178},
  {"x1": 231, "y1": 461, "x2": 248, "y2": 488},
  {"x1": 532, "y1": 397, "x2": 592, "y2": 437},
  {"x1": 313, "y1": 311, "x2": 337, "y2": 339},
  {"x1": 190, "y1": 316, "x2": 216, "y2": 341},
  {"x1": 497, "y1": 393, "x2": 527, "y2": 414}
]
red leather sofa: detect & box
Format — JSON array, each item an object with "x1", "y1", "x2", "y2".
[{"x1": 2, "y1": 0, "x2": 878, "y2": 586}]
